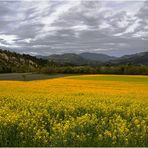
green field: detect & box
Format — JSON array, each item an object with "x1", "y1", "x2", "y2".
[{"x1": 68, "y1": 74, "x2": 148, "y2": 83}]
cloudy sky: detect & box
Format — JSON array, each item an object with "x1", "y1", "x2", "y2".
[{"x1": 0, "y1": 0, "x2": 148, "y2": 56}]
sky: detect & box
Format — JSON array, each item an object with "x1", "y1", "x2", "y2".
[{"x1": 0, "y1": 0, "x2": 148, "y2": 56}]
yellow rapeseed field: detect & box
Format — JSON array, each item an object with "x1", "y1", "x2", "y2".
[{"x1": 0, "y1": 75, "x2": 148, "y2": 146}]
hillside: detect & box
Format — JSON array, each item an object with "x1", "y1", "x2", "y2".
[
  {"x1": 0, "y1": 49, "x2": 48, "y2": 73},
  {"x1": 47, "y1": 52, "x2": 116, "y2": 66},
  {"x1": 109, "y1": 51, "x2": 148, "y2": 65},
  {"x1": 79, "y1": 52, "x2": 116, "y2": 62},
  {"x1": 48, "y1": 53, "x2": 100, "y2": 66}
]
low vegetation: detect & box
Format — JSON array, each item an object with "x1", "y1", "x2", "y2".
[
  {"x1": 40, "y1": 65, "x2": 148, "y2": 75},
  {"x1": 0, "y1": 75, "x2": 148, "y2": 146}
]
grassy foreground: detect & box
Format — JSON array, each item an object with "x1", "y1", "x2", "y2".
[{"x1": 0, "y1": 74, "x2": 148, "y2": 146}]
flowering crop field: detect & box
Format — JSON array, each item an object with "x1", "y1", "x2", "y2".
[{"x1": 0, "y1": 74, "x2": 148, "y2": 147}]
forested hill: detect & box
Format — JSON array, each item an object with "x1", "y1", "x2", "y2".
[
  {"x1": 0, "y1": 49, "x2": 49, "y2": 73},
  {"x1": 109, "y1": 51, "x2": 148, "y2": 66}
]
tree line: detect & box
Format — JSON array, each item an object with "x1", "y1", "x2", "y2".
[
  {"x1": 39, "y1": 65, "x2": 148, "y2": 75},
  {"x1": 1, "y1": 62, "x2": 148, "y2": 75}
]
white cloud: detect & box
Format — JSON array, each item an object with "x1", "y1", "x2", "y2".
[
  {"x1": 114, "y1": 19, "x2": 141, "y2": 36},
  {"x1": 22, "y1": 38, "x2": 32, "y2": 43},
  {"x1": 32, "y1": 1, "x2": 81, "y2": 40},
  {"x1": 117, "y1": 15, "x2": 130, "y2": 28},
  {"x1": 99, "y1": 21, "x2": 111, "y2": 29},
  {"x1": 40, "y1": 1, "x2": 80, "y2": 31},
  {"x1": 92, "y1": 48, "x2": 111, "y2": 51},
  {"x1": 71, "y1": 25, "x2": 89, "y2": 31},
  {"x1": 101, "y1": 0, "x2": 144, "y2": 16},
  {"x1": 23, "y1": 51, "x2": 38, "y2": 56},
  {"x1": 133, "y1": 31, "x2": 148, "y2": 38},
  {"x1": 124, "y1": 19, "x2": 141, "y2": 33},
  {"x1": 0, "y1": 34, "x2": 18, "y2": 44}
]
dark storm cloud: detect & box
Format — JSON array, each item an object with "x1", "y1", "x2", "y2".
[{"x1": 0, "y1": 0, "x2": 147, "y2": 56}]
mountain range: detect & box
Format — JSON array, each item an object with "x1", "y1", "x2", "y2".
[
  {"x1": 36, "y1": 52, "x2": 118, "y2": 66},
  {"x1": 41, "y1": 51, "x2": 148, "y2": 66},
  {"x1": 0, "y1": 48, "x2": 148, "y2": 73},
  {"x1": 108, "y1": 51, "x2": 148, "y2": 66}
]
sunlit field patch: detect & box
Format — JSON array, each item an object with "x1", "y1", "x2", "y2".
[
  {"x1": 0, "y1": 74, "x2": 148, "y2": 147},
  {"x1": 68, "y1": 74, "x2": 148, "y2": 83}
]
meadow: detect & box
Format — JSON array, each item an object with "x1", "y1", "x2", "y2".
[{"x1": 0, "y1": 74, "x2": 148, "y2": 147}]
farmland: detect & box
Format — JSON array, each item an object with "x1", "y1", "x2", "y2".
[{"x1": 0, "y1": 74, "x2": 148, "y2": 147}]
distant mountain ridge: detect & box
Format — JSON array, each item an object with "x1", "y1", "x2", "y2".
[
  {"x1": 45, "y1": 51, "x2": 148, "y2": 66},
  {"x1": 109, "y1": 51, "x2": 148, "y2": 65},
  {"x1": 47, "y1": 52, "x2": 117, "y2": 65},
  {"x1": 79, "y1": 52, "x2": 117, "y2": 62},
  {"x1": 48, "y1": 53, "x2": 102, "y2": 66}
]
